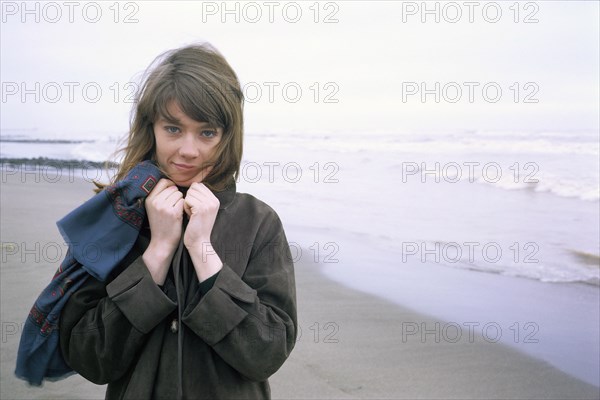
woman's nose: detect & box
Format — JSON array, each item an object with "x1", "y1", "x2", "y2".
[{"x1": 178, "y1": 133, "x2": 199, "y2": 158}]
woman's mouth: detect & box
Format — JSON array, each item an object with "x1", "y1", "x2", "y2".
[{"x1": 172, "y1": 162, "x2": 195, "y2": 171}]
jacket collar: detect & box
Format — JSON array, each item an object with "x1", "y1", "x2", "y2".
[{"x1": 214, "y1": 179, "x2": 236, "y2": 210}]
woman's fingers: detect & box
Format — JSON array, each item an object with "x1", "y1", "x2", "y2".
[
  {"x1": 184, "y1": 184, "x2": 220, "y2": 216},
  {"x1": 143, "y1": 177, "x2": 184, "y2": 256},
  {"x1": 164, "y1": 188, "x2": 184, "y2": 207},
  {"x1": 182, "y1": 183, "x2": 220, "y2": 250},
  {"x1": 187, "y1": 183, "x2": 220, "y2": 205},
  {"x1": 147, "y1": 178, "x2": 175, "y2": 199},
  {"x1": 147, "y1": 179, "x2": 184, "y2": 211}
]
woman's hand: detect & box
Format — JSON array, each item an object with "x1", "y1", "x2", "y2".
[
  {"x1": 183, "y1": 182, "x2": 223, "y2": 282},
  {"x1": 183, "y1": 182, "x2": 219, "y2": 247},
  {"x1": 142, "y1": 178, "x2": 184, "y2": 285}
]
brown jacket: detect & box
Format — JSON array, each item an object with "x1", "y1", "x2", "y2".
[{"x1": 59, "y1": 181, "x2": 297, "y2": 399}]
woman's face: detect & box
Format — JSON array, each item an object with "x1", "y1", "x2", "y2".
[{"x1": 153, "y1": 101, "x2": 223, "y2": 187}]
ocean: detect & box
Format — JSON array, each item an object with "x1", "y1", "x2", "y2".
[{"x1": 1, "y1": 129, "x2": 599, "y2": 285}]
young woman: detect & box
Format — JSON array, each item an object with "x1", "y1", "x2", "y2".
[{"x1": 58, "y1": 43, "x2": 298, "y2": 399}]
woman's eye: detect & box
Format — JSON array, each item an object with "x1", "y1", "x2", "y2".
[
  {"x1": 165, "y1": 126, "x2": 180, "y2": 134},
  {"x1": 202, "y1": 130, "x2": 217, "y2": 138}
]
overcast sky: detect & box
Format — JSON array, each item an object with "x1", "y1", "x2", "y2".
[{"x1": 1, "y1": 1, "x2": 598, "y2": 139}]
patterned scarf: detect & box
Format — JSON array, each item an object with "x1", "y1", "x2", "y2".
[{"x1": 15, "y1": 160, "x2": 162, "y2": 385}]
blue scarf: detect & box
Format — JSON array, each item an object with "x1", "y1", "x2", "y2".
[{"x1": 15, "y1": 160, "x2": 162, "y2": 386}]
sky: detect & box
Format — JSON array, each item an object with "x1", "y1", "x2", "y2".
[{"x1": 1, "y1": 0, "x2": 599, "y2": 139}]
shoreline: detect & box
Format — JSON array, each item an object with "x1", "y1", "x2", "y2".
[
  {"x1": 271, "y1": 252, "x2": 600, "y2": 399},
  {"x1": 1, "y1": 171, "x2": 599, "y2": 399},
  {"x1": 292, "y1": 224, "x2": 600, "y2": 388}
]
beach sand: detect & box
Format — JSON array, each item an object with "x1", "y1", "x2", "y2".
[{"x1": 1, "y1": 168, "x2": 599, "y2": 399}]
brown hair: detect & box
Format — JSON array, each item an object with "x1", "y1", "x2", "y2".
[{"x1": 96, "y1": 42, "x2": 244, "y2": 192}]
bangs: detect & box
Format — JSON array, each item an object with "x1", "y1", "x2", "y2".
[{"x1": 151, "y1": 76, "x2": 226, "y2": 130}]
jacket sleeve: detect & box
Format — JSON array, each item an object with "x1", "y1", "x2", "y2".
[
  {"x1": 59, "y1": 255, "x2": 177, "y2": 384},
  {"x1": 181, "y1": 211, "x2": 298, "y2": 382}
]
